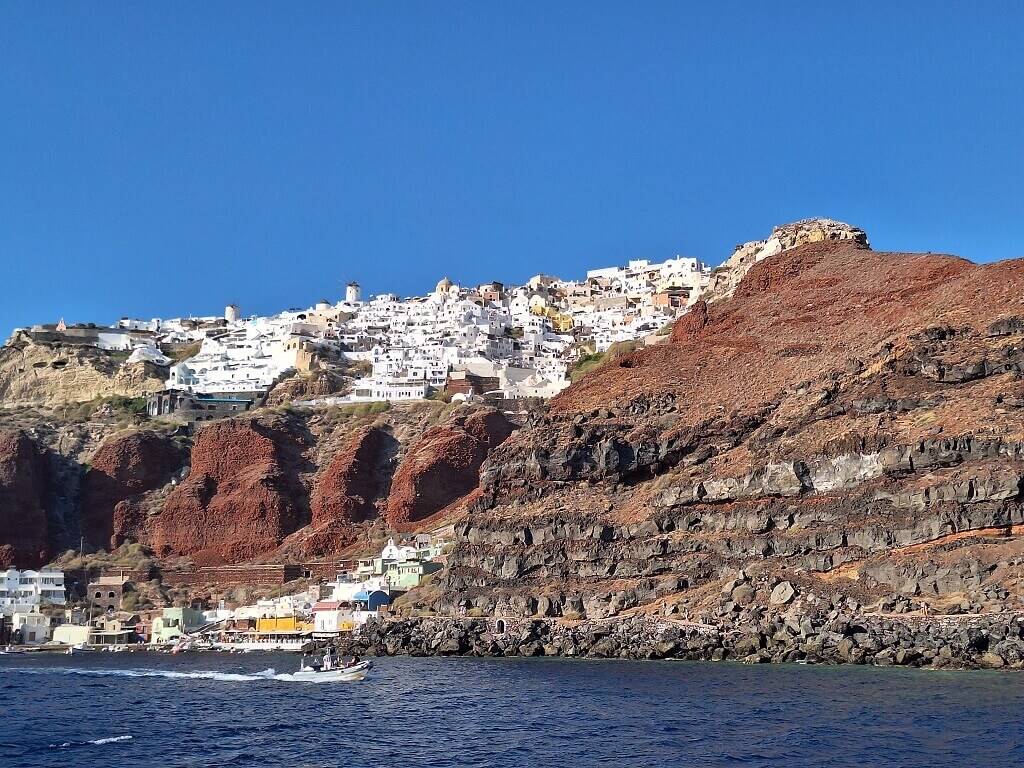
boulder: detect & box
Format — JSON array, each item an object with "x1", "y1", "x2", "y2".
[{"x1": 769, "y1": 581, "x2": 796, "y2": 606}]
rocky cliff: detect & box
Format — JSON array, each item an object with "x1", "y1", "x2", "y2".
[
  {"x1": 386, "y1": 408, "x2": 515, "y2": 528},
  {"x1": 0, "y1": 332, "x2": 167, "y2": 409},
  {"x1": 301, "y1": 425, "x2": 396, "y2": 556},
  {"x1": 0, "y1": 398, "x2": 515, "y2": 569},
  {"x1": 0, "y1": 431, "x2": 52, "y2": 568},
  {"x1": 151, "y1": 417, "x2": 313, "y2": 563},
  {"x1": 421, "y1": 226, "x2": 1024, "y2": 652},
  {"x1": 81, "y1": 429, "x2": 187, "y2": 551},
  {"x1": 8, "y1": 217, "x2": 1024, "y2": 671},
  {"x1": 701, "y1": 218, "x2": 868, "y2": 304}
]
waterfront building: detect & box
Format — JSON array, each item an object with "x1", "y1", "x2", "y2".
[
  {"x1": 88, "y1": 574, "x2": 128, "y2": 614},
  {"x1": 52, "y1": 624, "x2": 90, "y2": 646},
  {"x1": 312, "y1": 601, "x2": 354, "y2": 635},
  {"x1": 90, "y1": 615, "x2": 143, "y2": 646},
  {"x1": 151, "y1": 607, "x2": 205, "y2": 645},
  {"x1": 0, "y1": 569, "x2": 66, "y2": 616},
  {"x1": 11, "y1": 610, "x2": 50, "y2": 645},
  {"x1": 391, "y1": 560, "x2": 443, "y2": 591}
]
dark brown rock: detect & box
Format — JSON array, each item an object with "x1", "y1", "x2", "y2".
[
  {"x1": 80, "y1": 429, "x2": 185, "y2": 550},
  {"x1": 385, "y1": 408, "x2": 514, "y2": 528},
  {"x1": 0, "y1": 431, "x2": 51, "y2": 568}
]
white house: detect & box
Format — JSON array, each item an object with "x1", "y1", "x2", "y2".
[
  {"x1": 12, "y1": 611, "x2": 51, "y2": 645},
  {"x1": 0, "y1": 569, "x2": 66, "y2": 616}
]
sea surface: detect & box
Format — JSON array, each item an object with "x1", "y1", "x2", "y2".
[{"x1": 2, "y1": 652, "x2": 1023, "y2": 768}]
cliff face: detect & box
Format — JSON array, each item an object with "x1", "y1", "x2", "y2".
[
  {"x1": 300, "y1": 425, "x2": 396, "y2": 556},
  {"x1": 429, "y1": 232, "x2": 1024, "y2": 627},
  {"x1": 0, "y1": 431, "x2": 52, "y2": 568},
  {"x1": 152, "y1": 417, "x2": 313, "y2": 564},
  {"x1": 80, "y1": 430, "x2": 186, "y2": 551},
  {"x1": 385, "y1": 408, "x2": 515, "y2": 529},
  {"x1": 0, "y1": 393, "x2": 517, "y2": 569},
  {"x1": 0, "y1": 333, "x2": 167, "y2": 408},
  {"x1": 701, "y1": 218, "x2": 868, "y2": 305}
]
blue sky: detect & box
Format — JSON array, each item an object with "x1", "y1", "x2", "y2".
[{"x1": 1, "y1": 3, "x2": 1022, "y2": 338}]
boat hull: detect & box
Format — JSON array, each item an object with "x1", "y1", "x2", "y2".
[{"x1": 289, "y1": 660, "x2": 373, "y2": 682}]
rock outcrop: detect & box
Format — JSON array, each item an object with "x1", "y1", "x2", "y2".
[
  {"x1": 80, "y1": 430, "x2": 186, "y2": 550},
  {"x1": 301, "y1": 425, "x2": 395, "y2": 555},
  {"x1": 0, "y1": 431, "x2": 51, "y2": 568},
  {"x1": 265, "y1": 370, "x2": 350, "y2": 407},
  {"x1": 335, "y1": 612, "x2": 1024, "y2": 670},
  {"x1": 424, "y1": 225, "x2": 1024, "y2": 640},
  {"x1": 0, "y1": 332, "x2": 167, "y2": 408},
  {"x1": 153, "y1": 417, "x2": 312, "y2": 563},
  {"x1": 385, "y1": 408, "x2": 515, "y2": 528},
  {"x1": 701, "y1": 218, "x2": 868, "y2": 304}
]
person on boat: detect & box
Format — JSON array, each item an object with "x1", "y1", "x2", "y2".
[{"x1": 345, "y1": 654, "x2": 361, "y2": 668}]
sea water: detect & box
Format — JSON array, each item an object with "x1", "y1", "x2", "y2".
[{"x1": 2, "y1": 653, "x2": 1023, "y2": 767}]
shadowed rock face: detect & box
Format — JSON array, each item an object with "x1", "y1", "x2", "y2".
[
  {"x1": 385, "y1": 408, "x2": 515, "y2": 528},
  {"x1": 301, "y1": 425, "x2": 396, "y2": 556},
  {"x1": 311, "y1": 426, "x2": 392, "y2": 526},
  {"x1": 153, "y1": 417, "x2": 312, "y2": 564},
  {"x1": 0, "y1": 431, "x2": 51, "y2": 568},
  {"x1": 424, "y1": 236, "x2": 1024, "y2": 625},
  {"x1": 80, "y1": 429, "x2": 185, "y2": 550}
]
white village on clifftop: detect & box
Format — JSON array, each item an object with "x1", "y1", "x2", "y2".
[{"x1": 18, "y1": 253, "x2": 712, "y2": 418}]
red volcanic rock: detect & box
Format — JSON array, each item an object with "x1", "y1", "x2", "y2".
[
  {"x1": 80, "y1": 429, "x2": 185, "y2": 550},
  {"x1": 312, "y1": 426, "x2": 390, "y2": 526},
  {"x1": 0, "y1": 431, "x2": 51, "y2": 568},
  {"x1": 153, "y1": 417, "x2": 311, "y2": 563},
  {"x1": 550, "y1": 240, "x2": 982, "y2": 417},
  {"x1": 301, "y1": 426, "x2": 393, "y2": 556},
  {"x1": 669, "y1": 300, "x2": 710, "y2": 343},
  {"x1": 385, "y1": 408, "x2": 515, "y2": 528}
]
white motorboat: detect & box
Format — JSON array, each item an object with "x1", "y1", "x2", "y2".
[
  {"x1": 293, "y1": 649, "x2": 373, "y2": 681},
  {"x1": 66, "y1": 643, "x2": 95, "y2": 656},
  {"x1": 0, "y1": 645, "x2": 25, "y2": 655},
  {"x1": 291, "y1": 659, "x2": 373, "y2": 682}
]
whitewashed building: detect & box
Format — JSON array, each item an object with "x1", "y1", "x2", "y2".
[{"x1": 0, "y1": 569, "x2": 66, "y2": 616}]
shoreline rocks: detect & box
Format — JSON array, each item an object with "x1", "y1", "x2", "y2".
[{"x1": 333, "y1": 613, "x2": 1024, "y2": 670}]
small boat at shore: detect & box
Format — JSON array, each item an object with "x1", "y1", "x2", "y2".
[
  {"x1": 0, "y1": 645, "x2": 25, "y2": 655},
  {"x1": 66, "y1": 643, "x2": 95, "y2": 656}
]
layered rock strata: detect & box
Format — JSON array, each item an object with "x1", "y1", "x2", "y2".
[{"x1": 424, "y1": 234, "x2": 1024, "y2": 639}]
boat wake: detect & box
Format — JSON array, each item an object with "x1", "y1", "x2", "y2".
[
  {"x1": 18, "y1": 666, "x2": 285, "y2": 682},
  {"x1": 49, "y1": 735, "x2": 133, "y2": 748},
  {"x1": 17, "y1": 666, "x2": 356, "y2": 683}
]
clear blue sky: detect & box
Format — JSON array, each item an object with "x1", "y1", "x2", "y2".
[{"x1": 2, "y1": 3, "x2": 1022, "y2": 338}]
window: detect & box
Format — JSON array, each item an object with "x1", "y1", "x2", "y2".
[
  {"x1": 108, "y1": 591, "x2": 116, "y2": 599},
  {"x1": 95, "y1": 592, "x2": 102, "y2": 599}
]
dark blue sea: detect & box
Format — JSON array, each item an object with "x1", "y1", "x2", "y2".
[{"x1": 2, "y1": 652, "x2": 1023, "y2": 768}]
